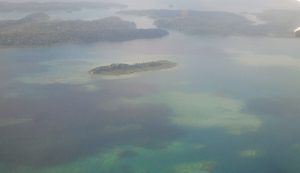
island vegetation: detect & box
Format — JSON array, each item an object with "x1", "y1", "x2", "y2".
[
  {"x1": 119, "y1": 9, "x2": 298, "y2": 37},
  {"x1": 0, "y1": 12, "x2": 169, "y2": 46},
  {"x1": 0, "y1": 1, "x2": 127, "y2": 12},
  {"x1": 89, "y1": 60, "x2": 177, "y2": 75}
]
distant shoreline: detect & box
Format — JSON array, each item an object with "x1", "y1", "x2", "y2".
[
  {"x1": 0, "y1": 13, "x2": 169, "y2": 46},
  {"x1": 0, "y1": 2, "x2": 127, "y2": 13}
]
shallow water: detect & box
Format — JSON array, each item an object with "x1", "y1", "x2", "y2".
[{"x1": 1, "y1": 9, "x2": 300, "y2": 173}]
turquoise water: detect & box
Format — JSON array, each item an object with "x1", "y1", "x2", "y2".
[{"x1": 1, "y1": 10, "x2": 300, "y2": 173}]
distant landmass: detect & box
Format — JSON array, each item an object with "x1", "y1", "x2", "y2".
[
  {"x1": 256, "y1": 10, "x2": 300, "y2": 37},
  {"x1": 0, "y1": 2, "x2": 127, "y2": 12},
  {"x1": 0, "y1": 13, "x2": 169, "y2": 46},
  {"x1": 89, "y1": 60, "x2": 177, "y2": 75},
  {"x1": 119, "y1": 10, "x2": 297, "y2": 37},
  {"x1": 295, "y1": 29, "x2": 300, "y2": 37},
  {"x1": 257, "y1": 10, "x2": 300, "y2": 37}
]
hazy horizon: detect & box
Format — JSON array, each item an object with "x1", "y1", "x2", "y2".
[{"x1": 0, "y1": 0, "x2": 299, "y2": 12}]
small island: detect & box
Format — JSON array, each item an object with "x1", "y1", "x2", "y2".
[{"x1": 89, "y1": 60, "x2": 177, "y2": 75}]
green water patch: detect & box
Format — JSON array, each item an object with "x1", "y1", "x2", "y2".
[
  {"x1": 239, "y1": 149, "x2": 264, "y2": 159},
  {"x1": 164, "y1": 91, "x2": 262, "y2": 135},
  {"x1": 0, "y1": 117, "x2": 32, "y2": 127},
  {"x1": 0, "y1": 86, "x2": 183, "y2": 169},
  {"x1": 230, "y1": 51, "x2": 300, "y2": 70},
  {"x1": 0, "y1": 140, "x2": 213, "y2": 173},
  {"x1": 127, "y1": 90, "x2": 262, "y2": 135}
]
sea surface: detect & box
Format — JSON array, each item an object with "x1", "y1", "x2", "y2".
[{"x1": 0, "y1": 8, "x2": 300, "y2": 173}]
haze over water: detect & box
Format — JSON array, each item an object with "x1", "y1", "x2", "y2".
[{"x1": 0, "y1": 1, "x2": 300, "y2": 173}]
